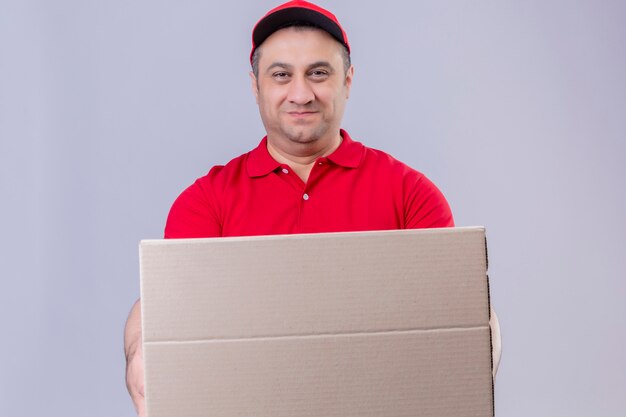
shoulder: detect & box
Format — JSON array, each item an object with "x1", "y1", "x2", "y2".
[
  {"x1": 359, "y1": 142, "x2": 454, "y2": 228},
  {"x1": 360, "y1": 142, "x2": 425, "y2": 179},
  {"x1": 163, "y1": 150, "x2": 253, "y2": 238},
  {"x1": 193, "y1": 151, "x2": 249, "y2": 190}
]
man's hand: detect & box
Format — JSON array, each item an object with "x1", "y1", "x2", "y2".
[
  {"x1": 490, "y1": 305, "x2": 502, "y2": 379},
  {"x1": 125, "y1": 299, "x2": 146, "y2": 417}
]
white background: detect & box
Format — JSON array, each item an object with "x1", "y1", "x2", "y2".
[{"x1": 1, "y1": 1, "x2": 624, "y2": 416}]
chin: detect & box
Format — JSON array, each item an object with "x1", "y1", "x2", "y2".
[
  {"x1": 286, "y1": 134, "x2": 319, "y2": 144},
  {"x1": 284, "y1": 126, "x2": 328, "y2": 145}
]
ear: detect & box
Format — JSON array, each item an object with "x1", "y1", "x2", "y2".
[
  {"x1": 344, "y1": 65, "x2": 354, "y2": 99},
  {"x1": 249, "y1": 71, "x2": 259, "y2": 104}
]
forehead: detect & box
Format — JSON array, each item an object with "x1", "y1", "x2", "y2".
[{"x1": 257, "y1": 27, "x2": 343, "y2": 67}]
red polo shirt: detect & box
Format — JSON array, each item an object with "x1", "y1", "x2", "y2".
[{"x1": 165, "y1": 130, "x2": 453, "y2": 238}]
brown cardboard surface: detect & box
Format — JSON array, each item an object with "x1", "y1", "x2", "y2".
[{"x1": 140, "y1": 227, "x2": 493, "y2": 417}]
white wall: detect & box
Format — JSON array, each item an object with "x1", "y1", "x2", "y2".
[{"x1": 1, "y1": 1, "x2": 624, "y2": 416}]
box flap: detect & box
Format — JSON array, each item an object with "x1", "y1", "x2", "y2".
[{"x1": 140, "y1": 227, "x2": 489, "y2": 342}]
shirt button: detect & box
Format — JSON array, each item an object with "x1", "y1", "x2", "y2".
[
  {"x1": 281, "y1": 168, "x2": 289, "y2": 174},
  {"x1": 303, "y1": 193, "x2": 310, "y2": 201}
]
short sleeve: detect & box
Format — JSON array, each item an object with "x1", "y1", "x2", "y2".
[
  {"x1": 403, "y1": 172, "x2": 454, "y2": 228},
  {"x1": 164, "y1": 169, "x2": 223, "y2": 238}
]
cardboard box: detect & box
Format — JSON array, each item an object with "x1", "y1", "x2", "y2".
[{"x1": 140, "y1": 227, "x2": 493, "y2": 417}]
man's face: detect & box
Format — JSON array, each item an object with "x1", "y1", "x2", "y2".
[{"x1": 251, "y1": 27, "x2": 353, "y2": 150}]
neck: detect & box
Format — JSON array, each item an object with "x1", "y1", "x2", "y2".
[{"x1": 266, "y1": 132, "x2": 342, "y2": 182}]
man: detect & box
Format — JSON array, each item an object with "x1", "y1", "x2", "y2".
[{"x1": 125, "y1": 1, "x2": 501, "y2": 415}]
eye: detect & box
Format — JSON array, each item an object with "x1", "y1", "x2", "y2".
[
  {"x1": 272, "y1": 71, "x2": 290, "y2": 81},
  {"x1": 309, "y1": 69, "x2": 329, "y2": 79}
]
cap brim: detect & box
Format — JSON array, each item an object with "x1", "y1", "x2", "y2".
[{"x1": 252, "y1": 7, "x2": 346, "y2": 52}]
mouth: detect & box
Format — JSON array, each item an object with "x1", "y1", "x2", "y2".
[{"x1": 287, "y1": 111, "x2": 318, "y2": 118}]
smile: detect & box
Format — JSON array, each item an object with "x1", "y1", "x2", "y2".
[{"x1": 287, "y1": 111, "x2": 318, "y2": 118}]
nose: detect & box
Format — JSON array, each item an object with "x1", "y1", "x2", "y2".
[{"x1": 287, "y1": 75, "x2": 314, "y2": 105}]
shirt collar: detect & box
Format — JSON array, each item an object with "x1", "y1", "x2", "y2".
[
  {"x1": 247, "y1": 129, "x2": 365, "y2": 178},
  {"x1": 327, "y1": 129, "x2": 364, "y2": 169},
  {"x1": 247, "y1": 136, "x2": 281, "y2": 178}
]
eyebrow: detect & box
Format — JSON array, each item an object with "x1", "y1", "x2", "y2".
[
  {"x1": 307, "y1": 61, "x2": 334, "y2": 71},
  {"x1": 265, "y1": 61, "x2": 336, "y2": 74},
  {"x1": 265, "y1": 62, "x2": 293, "y2": 73}
]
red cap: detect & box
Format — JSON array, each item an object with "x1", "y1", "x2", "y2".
[{"x1": 251, "y1": 0, "x2": 350, "y2": 63}]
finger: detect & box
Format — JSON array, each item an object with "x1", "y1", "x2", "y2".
[
  {"x1": 136, "y1": 396, "x2": 146, "y2": 417},
  {"x1": 130, "y1": 388, "x2": 145, "y2": 415},
  {"x1": 137, "y1": 362, "x2": 145, "y2": 397}
]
